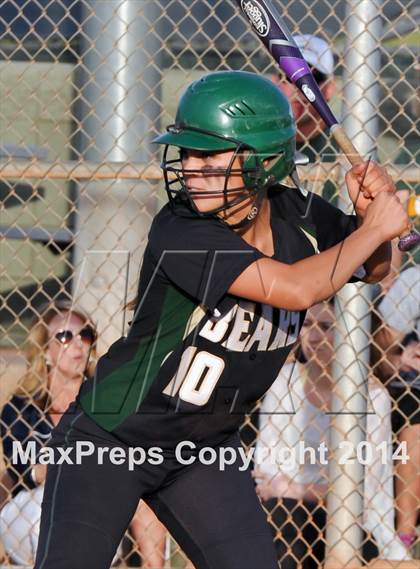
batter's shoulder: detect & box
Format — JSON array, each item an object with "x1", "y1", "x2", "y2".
[
  {"x1": 268, "y1": 184, "x2": 335, "y2": 225},
  {"x1": 148, "y1": 203, "x2": 191, "y2": 255},
  {"x1": 148, "y1": 203, "x2": 243, "y2": 258}
]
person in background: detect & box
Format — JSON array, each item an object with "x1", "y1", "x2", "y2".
[
  {"x1": 272, "y1": 34, "x2": 340, "y2": 207},
  {"x1": 374, "y1": 266, "x2": 420, "y2": 552},
  {"x1": 380, "y1": 73, "x2": 420, "y2": 292},
  {"x1": 0, "y1": 301, "x2": 169, "y2": 568},
  {"x1": 253, "y1": 301, "x2": 411, "y2": 567},
  {"x1": 272, "y1": 34, "x2": 337, "y2": 166},
  {"x1": 0, "y1": 301, "x2": 99, "y2": 566}
]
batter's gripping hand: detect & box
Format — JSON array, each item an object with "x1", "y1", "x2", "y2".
[
  {"x1": 345, "y1": 160, "x2": 396, "y2": 219},
  {"x1": 362, "y1": 191, "x2": 409, "y2": 242}
]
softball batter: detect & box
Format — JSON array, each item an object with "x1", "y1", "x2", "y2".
[{"x1": 34, "y1": 71, "x2": 408, "y2": 569}]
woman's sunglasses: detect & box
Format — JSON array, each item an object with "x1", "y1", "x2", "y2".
[{"x1": 54, "y1": 325, "x2": 96, "y2": 347}]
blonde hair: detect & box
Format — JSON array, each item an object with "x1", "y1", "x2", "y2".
[{"x1": 17, "y1": 301, "x2": 97, "y2": 404}]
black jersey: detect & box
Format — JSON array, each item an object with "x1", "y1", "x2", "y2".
[{"x1": 78, "y1": 186, "x2": 357, "y2": 448}]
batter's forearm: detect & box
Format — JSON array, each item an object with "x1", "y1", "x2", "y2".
[
  {"x1": 362, "y1": 241, "x2": 392, "y2": 283},
  {"x1": 283, "y1": 224, "x2": 384, "y2": 308},
  {"x1": 356, "y1": 214, "x2": 392, "y2": 283},
  {"x1": 229, "y1": 225, "x2": 386, "y2": 311}
]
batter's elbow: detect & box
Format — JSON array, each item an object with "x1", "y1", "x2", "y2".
[
  {"x1": 271, "y1": 281, "x2": 313, "y2": 311},
  {"x1": 297, "y1": 285, "x2": 317, "y2": 311}
]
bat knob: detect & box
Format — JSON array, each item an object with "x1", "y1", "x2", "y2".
[{"x1": 398, "y1": 229, "x2": 420, "y2": 252}]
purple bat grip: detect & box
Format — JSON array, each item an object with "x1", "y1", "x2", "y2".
[
  {"x1": 398, "y1": 230, "x2": 420, "y2": 252},
  {"x1": 237, "y1": 0, "x2": 338, "y2": 128}
]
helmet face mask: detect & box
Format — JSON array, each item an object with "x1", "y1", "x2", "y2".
[
  {"x1": 161, "y1": 125, "x2": 264, "y2": 218},
  {"x1": 154, "y1": 71, "x2": 297, "y2": 226}
]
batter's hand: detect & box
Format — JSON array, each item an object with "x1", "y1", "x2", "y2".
[
  {"x1": 362, "y1": 191, "x2": 409, "y2": 242},
  {"x1": 345, "y1": 160, "x2": 396, "y2": 218}
]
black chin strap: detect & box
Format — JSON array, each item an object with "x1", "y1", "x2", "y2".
[
  {"x1": 222, "y1": 166, "x2": 307, "y2": 231},
  {"x1": 222, "y1": 184, "x2": 268, "y2": 231}
]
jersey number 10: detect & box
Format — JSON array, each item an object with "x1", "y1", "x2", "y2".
[{"x1": 163, "y1": 347, "x2": 225, "y2": 406}]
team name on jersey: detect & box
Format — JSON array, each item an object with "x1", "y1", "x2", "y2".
[{"x1": 200, "y1": 300, "x2": 300, "y2": 352}]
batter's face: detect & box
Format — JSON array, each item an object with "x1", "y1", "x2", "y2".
[
  {"x1": 300, "y1": 303, "x2": 335, "y2": 369},
  {"x1": 46, "y1": 313, "x2": 93, "y2": 379},
  {"x1": 181, "y1": 149, "x2": 248, "y2": 214}
]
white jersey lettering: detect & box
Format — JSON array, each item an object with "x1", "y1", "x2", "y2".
[
  {"x1": 199, "y1": 300, "x2": 301, "y2": 352},
  {"x1": 223, "y1": 301, "x2": 255, "y2": 351},
  {"x1": 199, "y1": 305, "x2": 237, "y2": 343},
  {"x1": 244, "y1": 304, "x2": 273, "y2": 352}
]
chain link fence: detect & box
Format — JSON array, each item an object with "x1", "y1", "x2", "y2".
[{"x1": 0, "y1": 0, "x2": 418, "y2": 567}]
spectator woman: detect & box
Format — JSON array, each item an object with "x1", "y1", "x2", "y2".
[{"x1": 0, "y1": 301, "x2": 169, "y2": 567}]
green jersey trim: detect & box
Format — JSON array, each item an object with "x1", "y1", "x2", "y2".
[{"x1": 79, "y1": 286, "x2": 197, "y2": 431}]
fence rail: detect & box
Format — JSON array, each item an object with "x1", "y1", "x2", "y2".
[{"x1": 1, "y1": 160, "x2": 419, "y2": 182}]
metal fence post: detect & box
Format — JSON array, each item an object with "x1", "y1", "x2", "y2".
[
  {"x1": 325, "y1": 1, "x2": 384, "y2": 567},
  {"x1": 73, "y1": 0, "x2": 162, "y2": 349}
]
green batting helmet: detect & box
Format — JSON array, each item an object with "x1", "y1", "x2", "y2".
[{"x1": 154, "y1": 71, "x2": 296, "y2": 222}]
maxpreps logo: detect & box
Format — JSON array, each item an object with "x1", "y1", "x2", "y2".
[{"x1": 241, "y1": 0, "x2": 270, "y2": 37}]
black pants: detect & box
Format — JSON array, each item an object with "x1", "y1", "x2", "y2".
[{"x1": 34, "y1": 402, "x2": 277, "y2": 569}]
